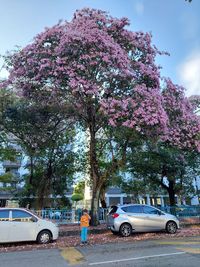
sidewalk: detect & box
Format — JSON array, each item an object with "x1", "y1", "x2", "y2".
[
  {"x1": 0, "y1": 224, "x2": 200, "y2": 254},
  {"x1": 59, "y1": 223, "x2": 108, "y2": 237},
  {"x1": 59, "y1": 219, "x2": 200, "y2": 237}
]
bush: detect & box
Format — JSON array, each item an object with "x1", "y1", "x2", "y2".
[{"x1": 71, "y1": 193, "x2": 83, "y2": 202}]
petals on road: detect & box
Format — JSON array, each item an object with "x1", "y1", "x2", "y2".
[{"x1": 60, "y1": 247, "x2": 85, "y2": 265}]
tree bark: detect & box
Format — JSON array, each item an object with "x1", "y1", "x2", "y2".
[
  {"x1": 29, "y1": 155, "x2": 34, "y2": 187},
  {"x1": 26, "y1": 154, "x2": 34, "y2": 202},
  {"x1": 167, "y1": 180, "x2": 176, "y2": 206},
  {"x1": 91, "y1": 187, "x2": 101, "y2": 225},
  {"x1": 36, "y1": 162, "x2": 52, "y2": 209},
  {"x1": 88, "y1": 115, "x2": 102, "y2": 225}
]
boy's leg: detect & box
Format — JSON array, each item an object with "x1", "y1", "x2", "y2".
[
  {"x1": 85, "y1": 227, "x2": 88, "y2": 242},
  {"x1": 81, "y1": 227, "x2": 84, "y2": 243}
]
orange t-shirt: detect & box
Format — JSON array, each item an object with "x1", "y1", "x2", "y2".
[{"x1": 80, "y1": 213, "x2": 91, "y2": 227}]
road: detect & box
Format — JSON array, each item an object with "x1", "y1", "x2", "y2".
[{"x1": 0, "y1": 236, "x2": 200, "y2": 267}]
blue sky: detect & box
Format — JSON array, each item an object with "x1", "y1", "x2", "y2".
[{"x1": 0, "y1": 0, "x2": 199, "y2": 96}]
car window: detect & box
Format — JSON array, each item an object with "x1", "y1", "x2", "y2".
[
  {"x1": 0, "y1": 210, "x2": 10, "y2": 221},
  {"x1": 109, "y1": 206, "x2": 118, "y2": 214},
  {"x1": 121, "y1": 205, "x2": 142, "y2": 213},
  {"x1": 143, "y1": 206, "x2": 160, "y2": 214},
  {"x1": 11, "y1": 210, "x2": 34, "y2": 222}
]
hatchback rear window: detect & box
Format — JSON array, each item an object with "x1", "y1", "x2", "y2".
[{"x1": 109, "y1": 206, "x2": 118, "y2": 214}]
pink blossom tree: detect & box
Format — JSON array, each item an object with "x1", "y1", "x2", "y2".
[
  {"x1": 3, "y1": 8, "x2": 199, "y2": 222},
  {"x1": 119, "y1": 79, "x2": 200, "y2": 206},
  {"x1": 162, "y1": 79, "x2": 200, "y2": 151}
]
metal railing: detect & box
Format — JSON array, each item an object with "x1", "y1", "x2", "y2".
[
  {"x1": 159, "y1": 205, "x2": 200, "y2": 218},
  {"x1": 33, "y1": 206, "x2": 200, "y2": 224},
  {"x1": 33, "y1": 208, "x2": 109, "y2": 224}
]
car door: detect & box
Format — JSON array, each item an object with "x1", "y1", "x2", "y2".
[
  {"x1": 10, "y1": 210, "x2": 39, "y2": 242},
  {"x1": 142, "y1": 205, "x2": 166, "y2": 231},
  {"x1": 0, "y1": 209, "x2": 12, "y2": 243},
  {"x1": 121, "y1": 205, "x2": 147, "y2": 231},
  {"x1": 107, "y1": 206, "x2": 118, "y2": 228}
]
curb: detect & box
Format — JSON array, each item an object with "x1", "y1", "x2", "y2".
[
  {"x1": 59, "y1": 228, "x2": 109, "y2": 237},
  {"x1": 59, "y1": 223, "x2": 200, "y2": 237}
]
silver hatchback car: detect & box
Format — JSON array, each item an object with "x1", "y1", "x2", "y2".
[{"x1": 107, "y1": 204, "x2": 179, "y2": 237}]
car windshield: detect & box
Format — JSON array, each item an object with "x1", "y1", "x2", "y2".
[{"x1": 27, "y1": 209, "x2": 42, "y2": 219}]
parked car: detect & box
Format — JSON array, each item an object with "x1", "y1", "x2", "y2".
[
  {"x1": 107, "y1": 204, "x2": 179, "y2": 237},
  {"x1": 0, "y1": 208, "x2": 59, "y2": 244}
]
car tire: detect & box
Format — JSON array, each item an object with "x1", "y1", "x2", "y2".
[
  {"x1": 111, "y1": 230, "x2": 119, "y2": 235},
  {"x1": 166, "y1": 221, "x2": 177, "y2": 234},
  {"x1": 37, "y1": 230, "x2": 52, "y2": 244},
  {"x1": 119, "y1": 223, "x2": 132, "y2": 237}
]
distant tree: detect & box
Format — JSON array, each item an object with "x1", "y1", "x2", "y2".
[
  {"x1": 0, "y1": 92, "x2": 76, "y2": 208},
  {"x1": 124, "y1": 79, "x2": 200, "y2": 206},
  {"x1": 74, "y1": 180, "x2": 85, "y2": 195},
  {"x1": 71, "y1": 193, "x2": 83, "y2": 202},
  {"x1": 127, "y1": 144, "x2": 196, "y2": 206}
]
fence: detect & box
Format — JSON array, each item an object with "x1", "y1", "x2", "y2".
[
  {"x1": 33, "y1": 206, "x2": 200, "y2": 224},
  {"x1": 33, "y1": 208, "x2": 109, "y2": 224},
  {"x1": 160, "y1": 205, "x2": 200, "y2": 218}
]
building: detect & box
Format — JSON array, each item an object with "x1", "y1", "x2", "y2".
[
  {"x1": 84, "y1": 183, "x2": 200, "y2": 208},
  {"x1": 0, "y1": 159, "x2": 21, "y2": 207}
]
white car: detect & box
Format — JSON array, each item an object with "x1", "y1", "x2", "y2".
[{"x1": 0, "y1": 208, "x2": 59, "y2": 244}]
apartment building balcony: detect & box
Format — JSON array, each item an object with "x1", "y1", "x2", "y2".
[{"x1": 2, "y1": 160, "x2": 21, "y2": 168}]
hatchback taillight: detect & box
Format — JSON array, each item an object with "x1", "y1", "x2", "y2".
[{"x1": 112, "y1": 213, "x2": 119, "y2": 219}]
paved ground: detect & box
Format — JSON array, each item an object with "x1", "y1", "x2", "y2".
[{"x1": 0, "y1": 236, "x2": 200, "y2": 267}]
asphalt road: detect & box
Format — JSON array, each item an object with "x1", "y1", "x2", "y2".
[{"x1": 0, "y1": 236, "x2": 200, "y2": 267}]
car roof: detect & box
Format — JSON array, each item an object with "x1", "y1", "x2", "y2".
[
  {"x1": 117, "y1": 204, "x2": 145, "y2": 207},
  {"x1": 0, "y1": 207, "x2": 31, "y2": 212},
  {"x1": 116, "y1": 204, "x2": 162, "y2": 209}
]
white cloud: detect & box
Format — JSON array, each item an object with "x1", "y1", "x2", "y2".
[
  {"x1": 178, "y1": 50, "x2": 200, "y2": 96},
  {"x1": 134, "y1": 2, "x2": 144, "y2": 16}
]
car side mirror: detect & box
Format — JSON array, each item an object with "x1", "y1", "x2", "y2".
[{"x1": 158, "y1": 211, "x2": 162, "y2": 216}]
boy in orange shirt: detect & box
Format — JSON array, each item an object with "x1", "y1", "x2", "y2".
[{"x1": 80, "y1": 209, "x2": 91, "y2": 244}]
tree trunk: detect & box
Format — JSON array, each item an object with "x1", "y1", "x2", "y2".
[
  {"x1": 100, "y1": 184, "x2": 107, "y2": 208},
  {"x1": 91, "y1": 187, "x2": 101, "y2": 225},
  {"x1": 100, "y1": 197, "x2": 107, "y2": 209},
  {"x1": 88, "y1": 118, "x2": 102, "y2": 225},
  {"x1": 167, "y1": 180, "x2": 176, "y2": 206},
  {"x1": 27, "y1": 155, "x2": 34, "y2": 202},
  {"x1": 161, "y1": 167, "x2": 176, "y2": 208},
  {"x1": 36, "y1": 162, "x2": 52, "y2": 209},
  {"x1": 29, "y1": 155, "x2": 34, "y2": 187}
]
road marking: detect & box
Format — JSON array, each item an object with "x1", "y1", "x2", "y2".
[
  {"x1": 155, "y1": 241, "x2": 200, "y2": 245},
  {"x1": 60, "y1": 247, "x2": 85, "y2": 265},
  {"x1": 176, "y1": 247, "x2": 200, "y2": 254},
  {"x1": 88, "y1": 252, "x2": 186, "y2": 266}
]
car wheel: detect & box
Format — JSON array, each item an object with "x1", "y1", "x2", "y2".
[
  {"x1": 37, "y1": 230, "x2": 52, "y2": 244},
  {"x1": 119, "y1": 223, "x2": 132, "y2": 237},
  {"x1": 111, "y1": 230, "x2": 119, "y2": 235},
  {"x1": 166, "y1": 221, "x2": 177, "y2": 234}
]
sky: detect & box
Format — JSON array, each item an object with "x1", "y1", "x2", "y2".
[{"x1": 0, "y1": 0, "x2": 199, "y2": 96}]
